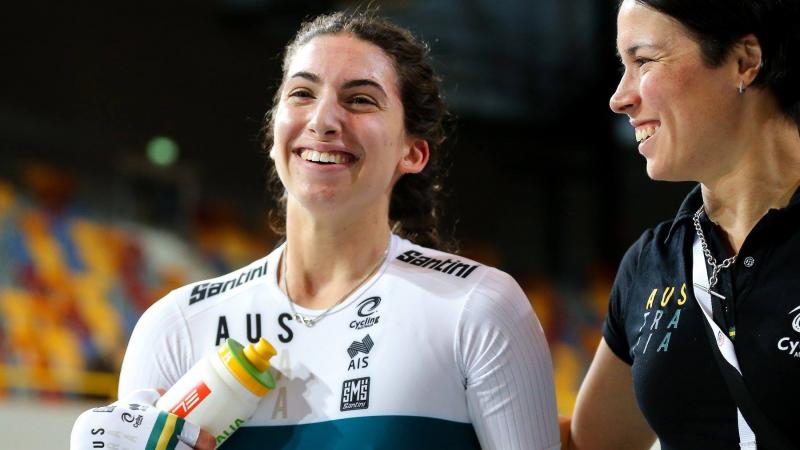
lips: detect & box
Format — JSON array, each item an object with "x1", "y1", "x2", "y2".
[
  {"x1": 630, "y1": 120, "x2": 661, "y2": 144},
  {"x1": 299, "y1": 149, "x2": 357, "y2": 165},
  {"x1": 293, "y1": 145, "x2": 358, "y2": 165},
  {"x1": 635, "y1": 125, "x2": 658, "y2": 143}
]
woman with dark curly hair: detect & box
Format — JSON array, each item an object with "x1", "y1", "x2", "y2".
[
  {"x1": 570, "y1": 1, "x2": 800, "y2": 449},
  {"x1": 71, "y1": 11, "x2": 560, "y2": 450}
]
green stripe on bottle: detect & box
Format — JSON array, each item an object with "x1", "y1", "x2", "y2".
[
  {"x1": 145, "y1": 411, "x2": 169, "y2": 450},
  {"x1": 165, "y1": 417, "x2": 185, "y2": 450}
]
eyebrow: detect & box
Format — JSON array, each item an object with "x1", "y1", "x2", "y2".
[
  {"x1": 341, "y1": 79, "x2": 387, "y2": 96},
  {"x1": 288, "y1": 71, "x2": 387, "y2": 96},
  {"x1": 289, "y1": 71, "x2": 320, "y2": 83},
  {"x1": 617, "y1": 43, "x2": 662, "y2": 59}
]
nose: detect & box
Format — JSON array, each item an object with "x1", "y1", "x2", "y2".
[
  {"x1": 609, "y1": 71, "x2": 640, "y2": 114},
  {"x1": 307, "y1": 93, "x2": 342, "y2": 139}
]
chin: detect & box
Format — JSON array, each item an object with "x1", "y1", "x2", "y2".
[
  {"x1": 643, "y1": 157, "x2": 661, "y2": 179},
  {"x1": 289, "y1": 184, "x2": 339, "y2": 207},
  {"x1": 645, "y1": 166, "x2": 669, "y2": 181},
  {"x1": 644, "y1": 160, "x2": 693, "y2": 182},
  {"x1": 645, "y1": 159, "x2": 674, "y2": 182}
]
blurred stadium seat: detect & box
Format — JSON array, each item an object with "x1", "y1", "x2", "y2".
[{"x1": 0, "y1": 167, "x2": 279, "y2": 399}]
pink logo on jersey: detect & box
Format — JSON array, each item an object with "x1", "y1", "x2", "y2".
[{"x1": 168, "y1": 382, "x2": 211, "y2": 418}]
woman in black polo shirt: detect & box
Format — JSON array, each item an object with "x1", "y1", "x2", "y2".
[{"x1": 569, "y1": 1, "x2": 800, "y2": 449}]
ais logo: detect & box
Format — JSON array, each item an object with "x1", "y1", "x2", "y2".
[
  {"x1": 347, "y1": 334, "x2": 374, "y2": 371},
  {"x1": 340, "y1": 377, "x2": 370, "y2": 411}
]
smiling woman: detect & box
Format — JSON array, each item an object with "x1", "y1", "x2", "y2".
[
  {"x1": 609, "y1": 0, "x2": 753, "y2": 181},
  {"x1": 69, "y1": 10, "x2": 561, "y2": 450},
  {"x1": 263, "y1": 14, "x2": 451, "y2": 250},
  {"x1": 269, "y1": 32, "x2": 427, "y2": 230},
  {"x1": 571, "y1": 1, "x2": 800, "y2": 450}
]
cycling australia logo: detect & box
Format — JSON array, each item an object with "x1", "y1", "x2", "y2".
[
  {"x1": 121, "y1": 412, "x2": 144, "y2": 428},
  {"x1": 347, "y1": 334, "x2": 373, "y2": 371},
  {"x1": 340, "y1": 377, "x2": 370, "y2": 411},
  {"x1": 350, "y1": 296, "x2": 381, "y2": 330},
  {"x1": 776, "y1": 305, "x2": 800, "y2": 358}
]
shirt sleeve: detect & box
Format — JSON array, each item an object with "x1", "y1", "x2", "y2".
[
  {"x1": 117, "y1": 291, "x2": 195, "y2": 398},
  {"x1": 456, "y1": 268, "x2": 560, "y2": 450},
  {"x1": 602, "y1": 230, "x2": 648, "y2": 365}
]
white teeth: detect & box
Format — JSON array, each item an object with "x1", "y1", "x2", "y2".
[
  {"x1": 300, "y1": 149, "x2": 348, "y2": 164},
  {"x1": 635, "y1": 126, "x2": 658, "y2": 143}
]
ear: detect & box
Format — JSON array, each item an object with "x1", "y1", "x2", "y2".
[
  {"x1": 398, "y1": 138, "x2": 430, "y2": 175},
  {"x1": 269, "y1": 145, "x2": 278, "y2": 161},
  {"x1": 735, "y1": 34, "x2": 763, "y2": 87}
]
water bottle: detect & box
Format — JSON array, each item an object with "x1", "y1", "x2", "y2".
[{"x1": 156, "y1": 337, "x2": 277, "y2": 446}]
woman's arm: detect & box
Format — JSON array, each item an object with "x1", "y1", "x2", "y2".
[
  {"x1": 118, "y1": 292, "x2": 194, "y2": 396},
  {"x1": 459, "y1": 269, "x2": 561, "y2": 450},
  {"x1": 569, "y1": 338, "x2": 656, "y2": 450},
  {"x1": 72, "y1": 293, "x2": 215, "y2": 450}
]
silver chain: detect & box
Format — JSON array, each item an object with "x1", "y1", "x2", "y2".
[
  {"x1": 281, "y1": 241, "x2": 390, "y2": 327},
  {"x1": 692, "y1": 206, "x2": 737, "y2": 289}
]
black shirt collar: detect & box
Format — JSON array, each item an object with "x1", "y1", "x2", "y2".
[
  {"x1": 664, "y1": 185, "x2": 703, "y2": 243},
  {"x1": 663, "y1": 184, "x2": 800, "y2": 244},
  {"x1": 788, "y1": 183, "x2": 800, "y2": 209}
]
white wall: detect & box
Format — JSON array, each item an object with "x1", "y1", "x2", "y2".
[{"x1": 0, "y1": 398, "x2": 96, "y2": 450}]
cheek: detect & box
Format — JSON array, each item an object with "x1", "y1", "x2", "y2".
[
  {"x1": 639, "y1": 70, "x2": 681, "y2": 111},
  {"x1": 273, "y1": 106, "x2": 305, "y2": 146},
  {"x1": 381, "y1": 114, "x2": 410, "y2": 157},
  {"x1": 640, "y1": 68, "x2": 710, "y2": 140},
  {"x1": 356, "y1": 117, "x2": 405, "y2": 162}
]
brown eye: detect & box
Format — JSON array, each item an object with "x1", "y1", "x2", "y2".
[
  {"x1": 349, "y1": 95, "x2": 377, "y2": 106},
  {"x1": 288, "y1": 89, "x2": 313, "y2": 99}
]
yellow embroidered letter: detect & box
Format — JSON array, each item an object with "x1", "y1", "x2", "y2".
[
  {"x1": 646, "y1": 289, "x2": 657, "y2": 309},
  {"x1": 660, "y1": 286, "x2": 675, "y2": 307}
]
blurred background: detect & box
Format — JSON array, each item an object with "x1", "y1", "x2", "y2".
[{"x1": 0, "y1": 0, "x2": 691, "y2": 446}]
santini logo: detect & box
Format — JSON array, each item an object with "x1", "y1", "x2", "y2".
[
  {"x1": 395, "y1": 250, "x2": 479, "y2": 279},
  {"x1": 189, "y1": 260, "x2": 269, "y2": 305},
  {"x1": 340, "y1": 377, "x2": 370, "y2": 411},
  {"x1": 347, "y1": 335, "x2": 374, "y2": 358}
]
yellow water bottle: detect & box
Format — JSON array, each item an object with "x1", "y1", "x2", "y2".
[{"x1": 156, "y1": 337, "x2": 277, "y2": 446}]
